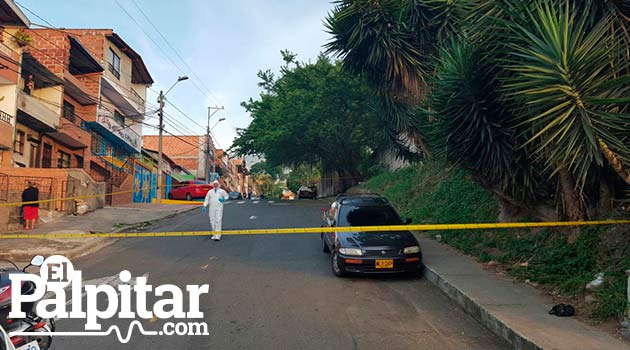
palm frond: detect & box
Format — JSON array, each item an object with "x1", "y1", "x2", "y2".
[
  {"x1": 430, "y1": 38, "x2": 539, "y2": 199},
  {"x1": 504, "y1": 0, "x2": 630, "y2": 188}
]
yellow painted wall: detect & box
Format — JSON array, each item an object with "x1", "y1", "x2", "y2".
[{"x1": 31, "y1": 86, "x2": 63, "y2": 115}]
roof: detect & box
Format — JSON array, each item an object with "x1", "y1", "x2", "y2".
[
  {"x1": 143, "y1": 135, "x2": 202, "y2": 157},
  {"x1": 0, "y1": 0, "x2": 30, "y2": 27},
  {"x1": 143, "y1": 147, "x2": 177, "y2": 168},
  {"x1": 106, "y1": 33, "x2": 154, "y2": 85},
  {"x1": 68, "y1": 36, "x2": 103, "y2": 75}
]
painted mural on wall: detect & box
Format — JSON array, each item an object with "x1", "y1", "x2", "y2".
[{"x1": 133, "y1": 163, "x2": 153, "y2": 203}]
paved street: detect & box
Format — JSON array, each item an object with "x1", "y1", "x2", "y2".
[{"x1": 53, "y1": 200, "x2": 509, "y2": 350}]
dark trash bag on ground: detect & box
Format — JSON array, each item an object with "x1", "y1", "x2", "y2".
[{"x1": 548, "y1": 303, "x2": 575, "y2": 317}]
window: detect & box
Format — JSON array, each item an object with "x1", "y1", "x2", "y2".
[
  {"x1": 14, "y1": 130, "x2": 25, "y2": 155},
  {"x1": 337, "y1": 205, "x2": 402, "y2": 227},
  {"x1": 42, "y1": 143, "x2": 52, "y2": 168},
  {"x1": 75, "y1": 155, "x2": 84, "y2": 168},
  {"x1": 113, "y1": 110, "x2": 125, "y2": 125},
  {"x1": 91, "y1": 135, "x2": 107, "y2": 156},
  {"x1": 108, "y1": 48, "x2": 121, "y2": 79},
  {"x1": 63, "y1": 101, "x2": 76, "y2": 122},
  {"x1": 57, "y1": 151, "x2": 71, "y2": 168}
]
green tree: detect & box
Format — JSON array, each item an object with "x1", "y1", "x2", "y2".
[
  {"x1": 254, "y1": 173, "x2": 275, "y2": 197},
  {"x1": 231, "y1": 53, "x2": 383, "y2": 191},
  {"x1": 286, "y1": 163, "x2": 321, "y2": 193},
  {"x1": 249, "y1": 161, "x2": 283, "y2": 179}
]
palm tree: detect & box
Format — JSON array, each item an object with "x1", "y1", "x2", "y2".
[
  {"x1": 324, "y1": 0, "x2": 468, "y2": 158},
  {"x1": 503, "y1": 1, "x2": 630, "y2": 219}
]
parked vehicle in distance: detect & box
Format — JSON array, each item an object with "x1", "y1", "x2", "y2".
[
  {"x1": 228, "y1": 192, "x2": 243, "y2": 200},
  {"x1": 168, "y1": 180, "x2": 211, "y2": 201},
  {"x1": 321, "y1": 194, "x2": 422, "y2": 277},
  {"x1": 297, "y1": 185, "x2": 317, "y2": 199}
]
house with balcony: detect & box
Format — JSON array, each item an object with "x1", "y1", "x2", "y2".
[
  {"x1": 12, "y1": 52, "x2": 65, "y2": 168},
  {"x1": 0, "y1": 0, "x2": 29, "y2": 167},
  {"x1": 55, "y1": 29, "x2": 154, "y2": 205}
]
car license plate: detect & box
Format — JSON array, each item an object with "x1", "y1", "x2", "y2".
[
  {"x1": 375, "y1": 259, "x2": 394, "y2": 269},
  {"x1": 17, "y1": 341, "x2": 40, "y2": 350}
]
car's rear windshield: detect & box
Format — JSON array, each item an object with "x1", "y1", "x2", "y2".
[
  {"x1": 337, "y1": 205, "x2": 402, "y2": 227},
  {"x1": 193, "y1": 181, "x2": 208, "y2": 185}
]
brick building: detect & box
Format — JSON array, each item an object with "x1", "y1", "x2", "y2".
[
  {"x1": 143, "y1": 135, "x2": 210, "y2": 180},
  {"x1": 57, "y1": 29, "x2": 153, "y2": 205},
  {"x1": 14, "y1": 30, "x2": 103, "y2": 172},
  {"x1": 0, "y1": 25, "x2": 154, "y2": 204}
]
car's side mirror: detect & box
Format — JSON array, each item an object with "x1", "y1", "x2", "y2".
[
  {"x1": 405, "y1": 218, "x2": 413, "y2": 225},
  {"x1": 30, "y1": 255, "x2": 44, "y2": 267}
]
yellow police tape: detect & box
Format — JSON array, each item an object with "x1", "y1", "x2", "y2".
[{"x1": 1, "y1": 219, "x2": 629, "y2": 239}]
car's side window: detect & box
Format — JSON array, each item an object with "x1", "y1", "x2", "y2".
[{"x1": 327, "y1": 202, "x2": 338, "y2": 225}]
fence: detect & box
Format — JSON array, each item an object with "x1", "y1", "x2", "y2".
[{"x1": 0, "y1": 173, "x2": 80, "y2": 228}]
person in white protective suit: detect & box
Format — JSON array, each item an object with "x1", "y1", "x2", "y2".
[{"x1": 202, "y1": 180, "x2": 229, "y2": 241}]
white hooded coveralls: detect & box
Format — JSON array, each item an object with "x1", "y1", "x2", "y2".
[{"x1": 203, "y1": 187, "x2": 229, "y2": 237}]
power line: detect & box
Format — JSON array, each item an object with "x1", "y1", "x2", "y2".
[
  {"x1": 15, "y1": 1, "x2": 55, "y2": 27},
  {"x1": 4, "y1": 30, "x2": 159, "y2": 121},
  {"x1": 162, "y1": 114, "x2": 197, "y2": 136},
  {"x1": 117, "y1": 0, "x2": 236, "y2": 121},
  {"x1": 22, "y1": 1, "x2": 235, "y2": 145},
  {"x1": 165, "y1": 100, "x2": 205, "y2": 130},
  {"x1": 127, "y1": 0, "x2": 217, "y2": 100},
  {"x1": 13, "y1": 2, "x2": 225, "y2": 158},
  {"x1": 112, "y1": 0, "x2": 210, "y2": 101}
]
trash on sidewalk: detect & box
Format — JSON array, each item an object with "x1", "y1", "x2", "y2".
[
  {"x1": 74, "y1": 199, "x2": 92, "y2": 216},
  {"x1": 548, "y1": 303, "x2": 575, "y2": 317}
]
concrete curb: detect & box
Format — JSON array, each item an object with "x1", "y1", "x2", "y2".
[
  {"x1": 423, "y1": 263, "x2": 542, "y2": 350},
  {"x1": 0, "y1": 206, "x2": 199, "y2": 262}
]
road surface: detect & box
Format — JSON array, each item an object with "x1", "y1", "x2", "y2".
[{"x1": 52, "y1": 199, "x2": 510, "y2": 350}]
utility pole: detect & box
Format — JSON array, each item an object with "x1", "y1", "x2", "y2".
[
  {"x1": 153, "y1": 76, "x2": 188, "y2": 205},
  {"x1": 206, "y1": 106, "x2": 224, "y2": 182},
  {"x1": 156, "y1": 90, "x2": 165, "y2": 204}
]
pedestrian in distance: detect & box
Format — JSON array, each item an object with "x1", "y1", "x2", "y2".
[
  {"x1": 21, "y1": 181, "x2": 39, "y2": 230},
  {"x1": 202, "y1": 180, "x2": 229, "y2": 241}
]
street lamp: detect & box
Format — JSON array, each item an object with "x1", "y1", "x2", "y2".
[
  {"x1": 210, "y1": 118, "x2": 226, "y2": 132},
  {"x1": 156, "y1": 76, "x2": 189, "y2": 204}
]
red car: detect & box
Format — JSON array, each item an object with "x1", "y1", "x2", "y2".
[{"x1": 168, "y1": 180, "x2": 211, "y2": 200}]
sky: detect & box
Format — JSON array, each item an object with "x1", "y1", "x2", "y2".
[{"x1": 19, "y1": 0, "x2": 335, "y2": 151}]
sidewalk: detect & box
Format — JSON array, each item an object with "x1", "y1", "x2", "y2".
[
  {"x1": 417, "y1": 235, "x2": 629, "y2": 350},
  {"x1": 0, "y1": 204, "x2": 198, "y2": 261}
]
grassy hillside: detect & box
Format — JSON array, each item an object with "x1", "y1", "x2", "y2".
[{"x1": 362, "y1": 162, "x2": 629, "y2": 321}]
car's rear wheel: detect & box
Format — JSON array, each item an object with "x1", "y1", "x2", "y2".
[
  {"x1": 186, "y1": 193, "x2": 192, "y2": 201},
  {"x1": 331, "y1": 250, "x2": 346, "y2": 277},
  {"x1": 322, "y1": 236, "x2": 330, "y2": 253}
]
